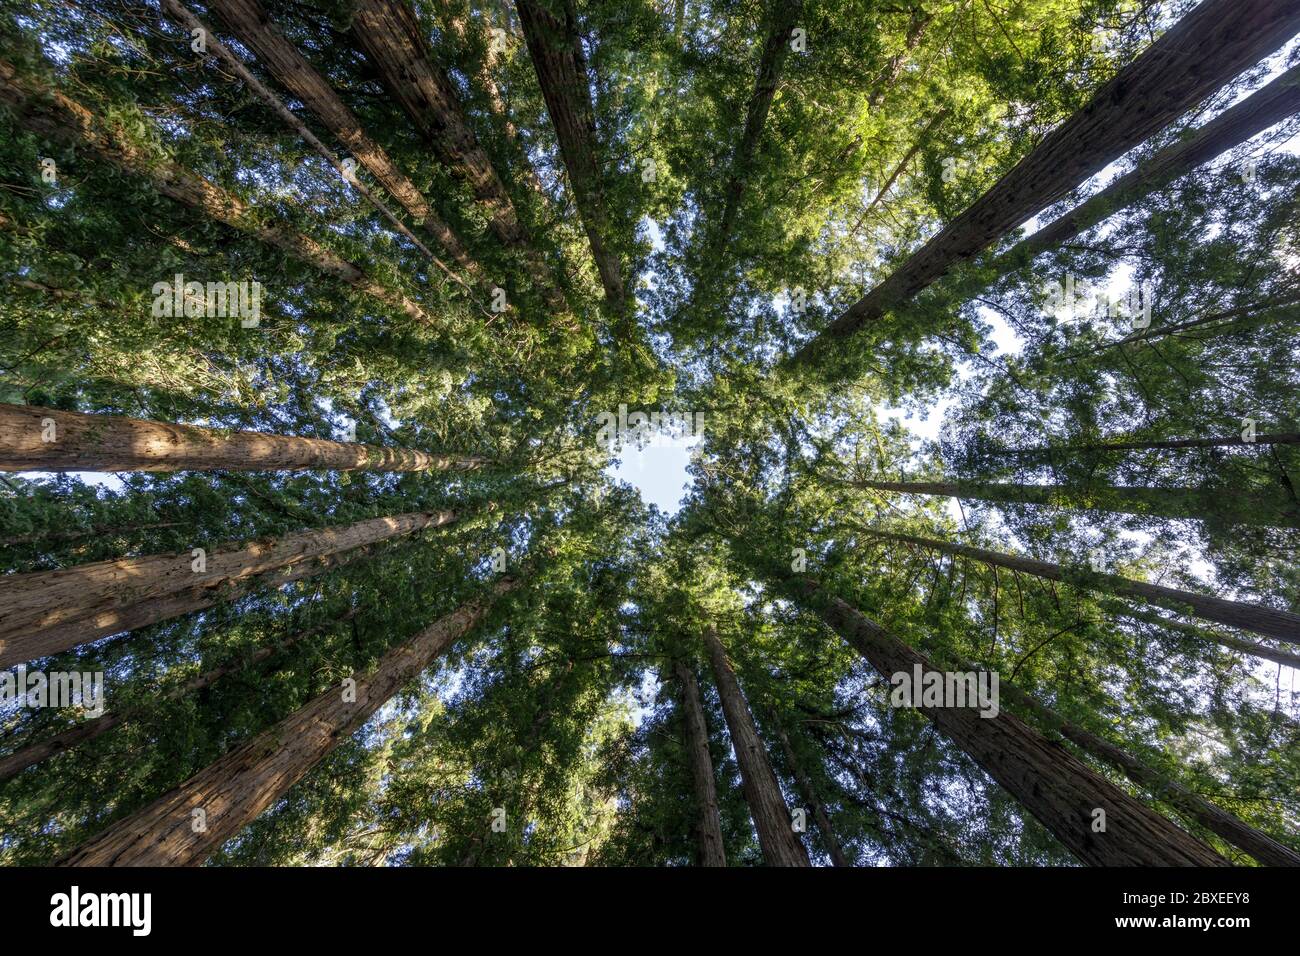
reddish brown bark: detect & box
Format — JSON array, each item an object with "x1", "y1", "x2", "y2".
[
  {"x1": 0, "y1": 608, "x2": 361, "y2": 784},
  {"x1": 993, "y1": 677, "x2": 1300, "y2": 867},
  {"x1": 846, "y1": 476, "x2": 1300, "y2": 530},
  {"x1": 710, "y1": 2, "x2": 803, "y2": 253},
  {"x1": 1004, "y1": 62, "x2": 1300, "y2": 266},
  {"x1": 431, "y1": 0, "x2": 550, "y2": 198},
  {"x1": 0, "y1": 511, "x2": 456, "y2": 668},
  {"x1": 673, "y1": 659, "x2": 728, "y2": 866},
  {"x1": 514, "y1": 0, "x2": 626, "y2": 309},
  {"x1": 792, "y1": 0, "x2": 1300, "y2": 367},
  {"x1": 792, "y1": 580, "x2": 1229, "y2": 865},
  {"x1": 0, "y1": 403, "x2": 488, "y2": 474},
  {"x1": 703, "y1": 625, "x2": 811, "y2": 866},
  {"x1": 769, "y1": 711, "x2": 850, "y2": 866},
  {"x1": 193, "y1": 0, "x2": 479, "y2": 277},
  {"x1": 349, "y1": 0, "x2": 563, "y2": 308},
  {"x1": 992, "y1": 432, "x2": 1300, "y2": 457},
  {"x1": 860, "y1": 527, "x2": 1300, "y2": 647},
  {"x1": 59, "y1": 578, "x2": 518, "y2": 866}
]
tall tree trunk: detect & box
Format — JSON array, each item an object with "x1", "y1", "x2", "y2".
[
  {"x1": 350, "y1": 0, "x2": 565, "y2": 311},
  {"x1": 990, "y1": 676, "x2": 1300, "y2": 867},
  {"x1": 0, "y1": 608, "x2": 362, "y2": 784},
  {"x1": 789, "y1": 579, "x2": 1229, "y2": 866},
  {"x1": 791, "y1": 0, "x2": 1300, "y2": 367},
  {"x1": 769, "y1": 710, "x2": 850, "y2": 866},
  {"x1": 514, "y1": 0, "x2": 626, "y2": 310},
  {"x1": 0, "y1": 511, "x2": 456, "y2": 667},
  {"x1": 431, "y1": 0, "x2": 550, "y2": 198},
  {"x1": 0, "y1": 59, "x2": 433, "y2": 327},
  {"x1": 59, "y1": 578, "x2": 519, "y2": 866},
  {"x1": 187, "y1": 0, "x2": 479, "y2": 279},
  {"x1": 859, "y1": 528, "x2": 1300, "y2": 646},
  {"x1": 844, "y1": 476, "x2": 1300, "y2": 530},
  {"x1": 1090, "y1": 293, "x2": 1300, "y2": 354},
  {"x1": 850, "y1": 108, "x2": 949, "y2": 236},
  {"x1": 672, "y1": 660, "x2": 728, "y2": 866},
  {"x1": 0, "y1": 402, "x2": 488, "y2": 473},
  {"x1": 1004, "y1": 62, "x2": 1300, "y2": 266},
  {"x1": 702, "y1": 625, "x2": 811, "y2": 866}
]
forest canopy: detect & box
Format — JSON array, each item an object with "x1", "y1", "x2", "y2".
[{"x1": 0, "y1": 0, "x2": 1298, "y2": 868}]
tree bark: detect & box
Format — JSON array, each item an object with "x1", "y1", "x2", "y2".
[
  {"x1": 1004, "y1": 62, "x2": 1300, "y2": 266},
  {"x1": 431, "y1": 0, "x2": 551, "y2": 199},
  {"x1": 672, "y1": 659, "x2": 728, "y2": 866},
  {"x1": 59, "y1": 578, "x2": 519, "y2": 866},
  {"x1": 702, "y1": 625, "x2": 811, "y2": 866},
  {"x1": 193, "y1": 0, "x2": 479, "y2": 277},
  {"x1": 845, "y1": 476, "x2": 1300, "y2": 530},
  {"x1": 350, "y1": 0, "x2": 565, "y2": 309},
  {"x1": 859, "y1": 527, "x2": 1300, "y2": 646},
  {"x1": 769, "y1": 710, "x2": 850, "y2": 866},
  {"x1": 790, "y1": 580, "x2": 1229, "y2": 865},
  {"x1": 0, "y1": 511, "x2": 456, "y2": 668},
  {"x1": 0, "y1": 402, "x2": 488, "y2": 473},
  {"x1": 992, "y1": 677, "x2": 1300, "y2": 867},
  {"x1": 514, "y1": 0, "x2": 626, "y2": 310},
  {"x1": 791, "y1": 0, "x2": 1300, "y2": 367},
  {"x1": 866, "y1": 5, "x2": 934, "y2": 109},
  {"x1": 0, "y1": 59, "x2": 433, "y2": 327}
]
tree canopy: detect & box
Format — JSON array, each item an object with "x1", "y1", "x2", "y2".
[{"x1": 0, "y1": 0, "x2": 1297, "y2": 868}]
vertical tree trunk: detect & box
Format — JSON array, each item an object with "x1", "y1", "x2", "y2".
[
  {"x1": 350, "y1": 0, "x2": 565, "y2": 310},
  {"x1": 514, "y1": 0, "x2": 626, "y2": 310},
  {"x1": 59, "y1": 578, "x2": 519, "y2": 866},
  {"x1": 769, "y1": 711, "x2": 850, "y2": 866},
  {"x1": 1096, "y1": 599, "x2": 1300, "y2": 669},
  {"x1": 1005, "y1": 62, "x2": 1300, "y2": 265},
  {"x1": 184, "y1": 0, "x2": 479, "y2": 277},
  {"x1": 794, "y1": 580, "x2": 1229, "y2": 866},
  {"x1": 792, "y1": 0, "x2": 1300, "y2": 366},
  {"x1": 0, "y1": 60, "x2": 433, "y2": 327},
  {"x1": 672, "y1": 660, "x2": 728, "y2": 866},
  {"x1": 858, "y1": 527, "x2": 1300, "y2": 646},
  {"x1": 0, "y1": 403, "x2": 488, "y2": 473},
  {"x1": 991, "y1": 677, "x2": 1300, "y2": 867},
  {"x1": 431, "y1": 0, "x2": 550, "y2": 198},
  {"x1": 702, "y1": 626, "x2": 811, "y2": 866},
  {"x1": 866, "y1": 5, "x2": 934, "y2": 108},
  {"x1": 0, "y1": 511, "x2": 456, "y2": 667},
  {"x1": 845, "y1": 477, "x2": 1300, "y2": 530}
]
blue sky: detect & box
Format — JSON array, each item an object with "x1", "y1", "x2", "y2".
[{"x1": 603, "y1": 436, "x2": 699, "y2": 515}]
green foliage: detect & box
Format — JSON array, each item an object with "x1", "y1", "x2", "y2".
[{"x1": 0, "y1": 0, "x2": 1295, "y2": 867}]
